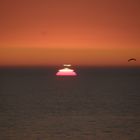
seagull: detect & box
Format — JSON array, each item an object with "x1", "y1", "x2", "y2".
[{"x1": 128, "y1": 58, "x2": 136, "y2": 62}]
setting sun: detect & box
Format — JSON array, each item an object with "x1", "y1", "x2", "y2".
[{"x1": 56, "y1": 66, "x2": 77, "y2": 76}]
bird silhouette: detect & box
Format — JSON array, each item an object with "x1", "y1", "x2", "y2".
[{"x1": 128, "y1": 58, "x2": 136, "y2": 62}]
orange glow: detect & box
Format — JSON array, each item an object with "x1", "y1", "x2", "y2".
[
  {"x1": 0, "y1": 1, "x2": 140, "y2": 67},
  {"x1": 0, "y1": 46, "x2": 140, "y2": 67}
]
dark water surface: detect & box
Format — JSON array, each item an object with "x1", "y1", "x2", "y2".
[{"x1": 0, "y1": 67, "x2": 140, "y2": 140}]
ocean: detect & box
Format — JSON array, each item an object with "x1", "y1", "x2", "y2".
[{"x1": 0, "y1": 67, "x2": 140, "y2": 140}]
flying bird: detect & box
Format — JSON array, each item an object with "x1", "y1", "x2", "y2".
[{"x1": 128, "y1": 58, "x2": 136, "y2": 62}]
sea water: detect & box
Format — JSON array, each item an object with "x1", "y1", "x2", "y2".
[{"x1": 0, "y1": 67, "x2": 140, "y2": 140}]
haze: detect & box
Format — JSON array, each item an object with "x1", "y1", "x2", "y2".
[{"x1": 0, "y1": 0, "x2": 140, "y2": 67}]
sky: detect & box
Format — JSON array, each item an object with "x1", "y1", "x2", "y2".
[{"x1": 0, "y1": 0, "x2": 140, "y2": 67}]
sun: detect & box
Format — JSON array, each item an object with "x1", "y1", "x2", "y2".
[{"x1": 56, "y1": 65, "x2": 77, "y2": 76}]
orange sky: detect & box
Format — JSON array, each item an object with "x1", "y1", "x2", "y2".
[{"x1": 0, "y1": 0, "x2": 140, "y2": 67}]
